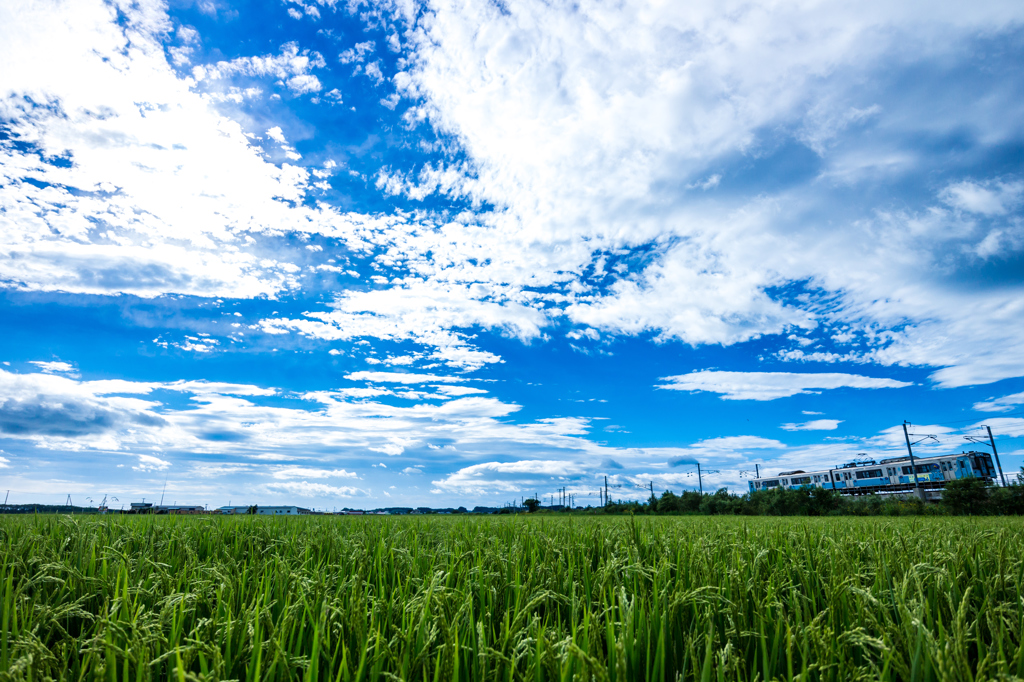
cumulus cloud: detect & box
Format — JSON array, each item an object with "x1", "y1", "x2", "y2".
[
  {"x1": 0, "y1": 0, "x2": 384, "y2": 300},
  {"x1": 5, "y1": 0, "x2": 1024, "y2": 390},
  {"x1": 133, "y1": 454, "x2": 170, "y2": 472},
  {"x1": 940, "y1": 179, "x2": 1024, "y2": 216},
  {"x1": 339, "y1": 41, "x2": 375, "y2": 64},
  {"x1": 0, "y1": 368, "x2": 166, "y2": 440},
  {"x1": 657, "y1": 371, "x2": 913, "y2": 400},
  {"x1": 195, "y1": 41, "x2": 326, "y2": 94}
]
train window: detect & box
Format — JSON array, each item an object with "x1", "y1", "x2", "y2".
[{"x1": 902, "y1": 466, "x2": 912, "y2": 475}]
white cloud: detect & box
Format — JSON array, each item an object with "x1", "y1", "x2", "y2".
[
  {"x1": 4, "y1": 0, "x2": 1024, "y2": 390},
  {"x1": 657, "y1": 371, "x2": 913, "y2": 400},
  {"x1": 262, "y1": 481, "x2": 363, "y2": 497},
  {"x1": 974, "y1": 392, "x2": 1024, "y2": 413},
  {"x1": 345, "y1": 371, "x2": 466, "y2": 384},
  {"x1": 133, "y1": 454, "x2": 170, "y2": 472},
  {"x1": 364, "y1": 61, "x2": 384, "y2": 85},
  {"x1": 0, "y1": 0, "x2": 388, "y2": 300},
  {"x1": 433, "y1": 385, "x2": 487, "y2": 397},
  {"x1": 368, "y1": 437, "x2": 417, "y2": 456},
  {"x1": 28, "y1": 361, "x2": 77, "y2": 375},
  {"x1": 370, "y1": 0, "x2": 1024, "y2": 385},
  {"x1": 781, "y1": 419, "x2": 843, "y2": 431},
  {"x1": 196, "y1": 41, "x2": 326, "y2": 94},
  {"x1": 969, "y1": 418, "x2": 1024, "y2": 439},
  {"x1": 431, "y1": 459, "x2": 588, "y2": 495},
  {"x1": 271, "y1": 466, "x2": 358, "y2": 479},
  {"x1": 261, "y1": 283, "x2": 543, "y2": 370},
  {"x1": 940, "y1": 179, "x2": 1023, "y2": 216},
  {"x1": 686, "y1": 436, "x2": 786, "y2": 452},
  {"x1": 339, "y1": 41, "x2": 375, "y2": 64}
]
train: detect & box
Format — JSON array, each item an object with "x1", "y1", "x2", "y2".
[{"x1": 748, "y1": 450, "x2": 997, "y2": 499}]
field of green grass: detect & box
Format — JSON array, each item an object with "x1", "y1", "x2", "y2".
[{"x1": 1, "y1": 515, "x2": 1022, "y2": 681}]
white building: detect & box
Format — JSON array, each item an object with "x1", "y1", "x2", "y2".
[{"x1": 216, "y1": 505, "x2": 311, "y2": 515}]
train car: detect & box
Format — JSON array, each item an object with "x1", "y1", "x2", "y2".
[{"x1": 748, "y1": 451, "x2": 996, "y2": 497}]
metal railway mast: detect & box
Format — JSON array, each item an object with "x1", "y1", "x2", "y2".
[
  {"x1": 902, "y1": 421, "x2": 924, "y2": 500},
  {"x1": 965, "y1": 425, "x2": 1008, "y2": 487}
]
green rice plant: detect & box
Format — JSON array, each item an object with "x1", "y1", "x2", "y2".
[{"x1": 0, "y1": 514, "x2": 1021, "y2": 680}]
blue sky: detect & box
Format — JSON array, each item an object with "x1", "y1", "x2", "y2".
[{"x1": 1, "y1": 0, "x2": 1023, "y2": 510}]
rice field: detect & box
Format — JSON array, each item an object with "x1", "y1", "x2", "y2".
[{"x1": 1, "y1": 514, "x2": 1022, "y2": 681}]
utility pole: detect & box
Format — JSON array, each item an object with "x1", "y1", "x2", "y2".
[
  {"x1": 902, "y1": 421, "x2": 924, "y2": 500},
  {"x1": 3, "y1": 490, "x2": 7, "y2": 507},
  {"x1": 604, "y1": 476, "x2": 609, "y2": 507},
  {"x1": 754, "y1": 463, "x2": 759, "y2": 479},
  {"x1": 986, "y1": 426, "x2": 1008, "y2": 487},
  {"x1": 697, "y1": 463, "x2": 703, "y2": 494}
]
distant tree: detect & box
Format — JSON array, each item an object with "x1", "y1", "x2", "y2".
[
  {"x1": 658, "y1": 490, "x2": 683, "y2": 513},
  {"x1": 808, "y1": 487, "x2": 841, "y2": 516},
  {"x1": 699, "y1": 489, "x2": 735, "y2": 515},
  {"x1": 247, "y1": 505, "x2": 258, "y2": 515},
  {"x1": 943, "y1": 477, "x2": 991, "y2": 515},
  {"x1": 523, "y1": 498, "x2": 540, "y2": 513},
  {"x1": 988, "y1": 485, "x2": 1024, "y2": 515}
]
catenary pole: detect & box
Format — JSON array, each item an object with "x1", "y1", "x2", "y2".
[
  {"x1": 697, "y1": 463, "x2": 703, "y2": 494},
  {"x1": 986, "y1": 425, "x2": 1008, "y2": 487},
  {"x1": 902, "y1": 420, "x2": 924, "y2": 499}
]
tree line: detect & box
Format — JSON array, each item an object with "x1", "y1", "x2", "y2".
[{"x1": 524, "y1": 468, "x2": 1024, "y2": 516}]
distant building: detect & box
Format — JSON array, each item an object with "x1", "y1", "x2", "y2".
[
  {"x1": 214, "y1": 505, "x2": 312, "y2": 515},
  {"x1": 258, "y1": 506, "x2": 310, "y2": 515},
  {"x1": 127, "y1": 502, "x2": 205, "y2": 514},
  {"x1": 156, "y1": 505, "x2": 205, "y2": 514}
]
